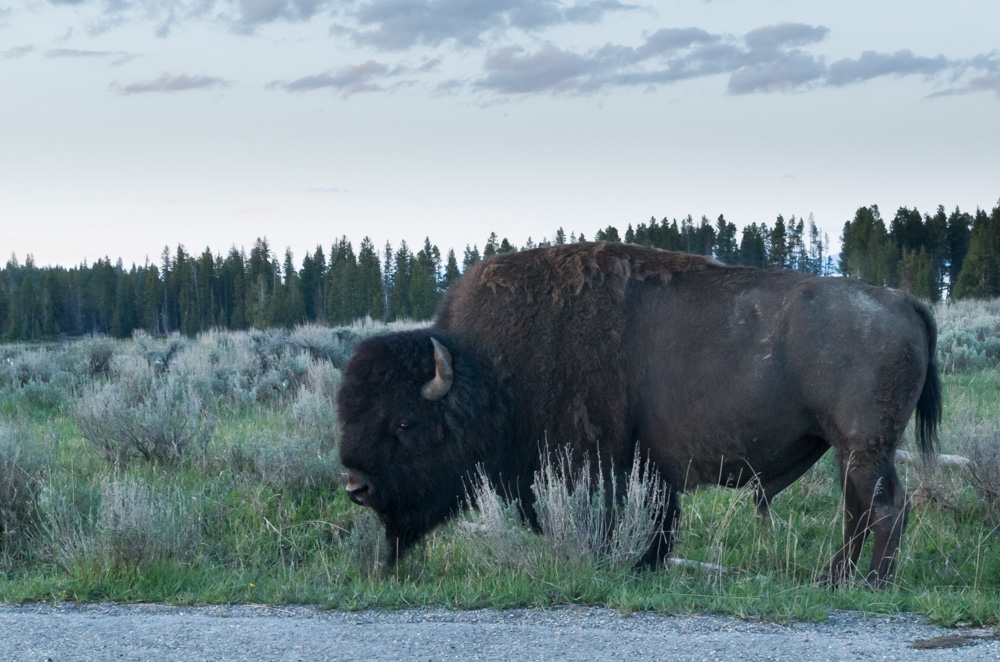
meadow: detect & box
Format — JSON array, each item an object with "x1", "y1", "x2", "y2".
[{"x1": 1, "y1": 301, "x2": 1000, "y2": 625}]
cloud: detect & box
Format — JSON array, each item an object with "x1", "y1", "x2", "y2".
[
  {"x1": 339, "y1": 0, "x2": 639, "y2": 51},
  {"x1": 41, "y1": 0, "x2": 331, "y2": 37},
  {"x1": 2, "y1": 45, "x2": 34, "y2": 59},
  {"x1": 727, "y1": 51, "x2": 826, "y2": 94},
  {"x1": 46, "y1": 47, "x2": 139, "y2": 66},
  {"x1": 477, "y1": 45, "x2": 594, "y2": 94},
  {"x1": 467, "y1": 22, "x2": 996, "y2": 99},
  {"x1": 273, "y1": 58, "x2": 431, "y2": 96},
  {"x1": 119, "y1": 73, "x2": 231, "y2": 94},
  {"x1": 232, "y1": 0, "x2": 330, "y2": 34},
  {"x1": 743, "y1": 23, "x2": 829, "y2": 51},
  {"x1": 826, "y1": 49, "x2": 950, "y2": 86},
  {"x1": 927, "y1": 73, "x2": 1000, "y2": 99},
  {"x1": 635, "y1": 27, "x2": 720, "y2": 59}
]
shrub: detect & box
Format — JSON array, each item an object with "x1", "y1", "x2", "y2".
[
  {"x1": 532, "y1": 449, "x2": 671, "y2": 570},
  {"x1": 217, "y1": 428, "x2": 342, "y2": 495},
  {"x1": 76, "y1": 362, "x2": 213, "y2": 467},
  {"x1": 460, "y1": 450, "x2": 672, "y2": 573},
  {"x1": 935, "y1": 300, "x2": 1000, "y2": 373},
  {"x1": 5, "y1": 349, "x2": 57, "y2": 387},
  {"x1": 958, "y1": 421, "x2": 1000, "y2": 519},
  {"x1": 289, "y1": 360, "x2": 341, "y2": 449},
  {"x1": 289, "y1": 324, "x2": 359, "y2": 368}
]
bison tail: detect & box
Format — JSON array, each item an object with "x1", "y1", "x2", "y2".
[
  {"x1": 915, "y1": 359, "x2": 941, "y2": 460},
  {"x1": 914, "y1": 303, "x2": 942, "y2": 461}
]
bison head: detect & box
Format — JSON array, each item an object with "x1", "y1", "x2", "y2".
[{"x1": 337, "y1": 330, "x2": 507, "y2": 562}]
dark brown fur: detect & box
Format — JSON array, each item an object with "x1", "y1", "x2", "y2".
[{"x1": 339, "y1": 242, "x2": 940, "y2": 586}]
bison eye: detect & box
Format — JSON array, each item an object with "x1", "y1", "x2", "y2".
[{"x1": 395, "y1": 419, "x2": 417, "y2": 434}]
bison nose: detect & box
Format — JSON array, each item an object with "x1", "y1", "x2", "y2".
[{"x1": 346, "y1": 471, "x2": 371, "y2": 507}]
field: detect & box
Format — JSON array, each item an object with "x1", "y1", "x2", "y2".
[{"x1": 2, "y1": 302, "x2": 1000, "y2": 625}]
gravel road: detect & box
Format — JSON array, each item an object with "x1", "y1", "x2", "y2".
[{"x1": 1, "y1": 604, "x2": 998, "y2": 661}]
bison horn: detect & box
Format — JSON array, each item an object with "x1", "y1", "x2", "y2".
[{"x1": 421, "y1": 337, "x2": 453, "y2": 401}]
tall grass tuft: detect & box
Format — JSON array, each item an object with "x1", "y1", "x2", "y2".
[
  {"x1": 0, "y1": 423, "x2": 49, "y2": 562},
  {"x1": 41, "y1": 473, "x2": 202, "y2": 571}
]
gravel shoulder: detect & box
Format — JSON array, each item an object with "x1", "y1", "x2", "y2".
[{"x1": 1, "y1": 603, "x2": 998, "y2": 661}]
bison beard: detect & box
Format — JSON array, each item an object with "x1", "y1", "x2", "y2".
[{"x1": 338, "y1": 242, "x2": 941, "y2": 587}]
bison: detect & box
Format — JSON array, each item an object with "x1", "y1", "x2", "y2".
[{"x1": 338, "y1": 242, "x2": 940, "y2": 587}]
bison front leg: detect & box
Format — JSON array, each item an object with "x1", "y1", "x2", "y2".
[
  {"x1": 829, "y1": 454, "x2": 907, "y2": 589},
  {"x1": 636, "y1": 486, "x2": 680, "y2": 570}
]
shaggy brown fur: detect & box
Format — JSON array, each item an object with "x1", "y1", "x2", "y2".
[{"x1": 339, "y1": 242, "x2": 941, "y2": 586}]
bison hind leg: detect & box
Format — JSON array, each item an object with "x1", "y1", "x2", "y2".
[{"x1": 828, "y1": 452, "x2": 908, "y2": 589}]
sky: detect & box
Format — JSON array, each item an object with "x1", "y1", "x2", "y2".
[{"x1": 2, "y1": 0, "x2": 999, "y2": 269}]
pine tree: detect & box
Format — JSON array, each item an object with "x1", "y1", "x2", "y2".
[
  {"x1": 898, "y1": 248, "x2": 937, "y2": 301},
  {"x1": 391, "y1": 241, "x2": 413, "y2": 320},
  {"x1": 807, "y1": 215, "x2": 824, "y2": 275},
  {"x1": 624, "y1": 224, "x2": 635, "y2": 244},
  {"x1": 356, "y1": 237, "x2": 384, "y2": 320},
  {"x1": 326, "y1": 237, "x2": 358, "y2": 325},
  {"x1": 483, "y1": 232, "x2": 499, "y2": 258},
  {"x1": 953, "y1": 206, "x2": 1000, "y2": 299},
  {"x1": 443, "y1": 248, "x2": 461, "y2": 288},
  {"x1": 946, "y1": 207, "x2": 972, "y2": 298},
  {"x1": 381, "y1": 242, "x2": 394, "y2": 319},
  {"x1": 246, "y1": 237, "x2": 275, "y2": 328},
  {"x1": 596, "y1": 226, "x2": 621, "y2": 242},
  {"x1": 300, "y1": 245, "x2": 326, "y2": 323},
  {"x1": 714, "y1": 214, "x2": 738, "y2": 264},
  {"x1": 768, "y1": 215, "x2": 788, "y2": 270},
  {"x1": 462, "y1": 244, "x2": 481, "y2": 271},
  {"x1": 839, "y1": 206, "x2": 897, "y2": 286},
  {"x1": 409, "y1": 238, "x2": 440, "y2": 319},
  {"x1": 739, "y1": 223, "x2": 768, "y2": 269}
]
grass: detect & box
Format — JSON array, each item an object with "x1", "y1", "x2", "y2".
[{"x1": 1, "y1": 310, "x2": 1000, "y2": 625}]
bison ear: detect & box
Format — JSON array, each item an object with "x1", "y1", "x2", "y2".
[{"x1": 421, "y1": 337, "x2": 454, "y2": 401}]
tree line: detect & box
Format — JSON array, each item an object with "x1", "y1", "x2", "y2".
[
  {"x1": 2, "y1": 200, "x2": 997, "y2": 342},
  {"x1": 839, "y1": 201, "x2": 1000, "y2": 302}
]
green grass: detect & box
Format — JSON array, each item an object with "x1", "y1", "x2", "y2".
[{"x1": 2, "y1": 328, "x2": 1000, "y2": 626}]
